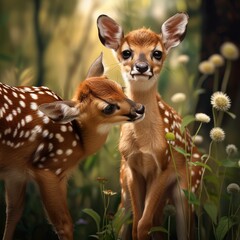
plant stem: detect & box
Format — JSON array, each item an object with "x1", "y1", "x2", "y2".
[
  {"x1": 169, "y1": 144, "x2": 187, "y2": 238},
  {"x1": 213, "y1": 68, "x2": 220, "y2": 92},
  {"x1": 168, "y1": 216, "x2": 171, "y2": 240},
  {"x1": 221, "y1": 60, "x2": 232, "y2": 92}
]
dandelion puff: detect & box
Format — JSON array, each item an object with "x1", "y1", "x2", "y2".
[
  {"x1": 198, "y1": 60, "x2": 215, "y2": 74},
  {"x1": 210, "y1": 91, "x2": 231, "y2": 111},
  {"x1": 226, "y1": 144, "x2": 238, "y2": 157},
  {"x1": 210, "y1": 127, "x2": 225, "y2": 142},
  {"x1": 238, "y1": 160, "x2": 240, "y2": 167},
  {"x1": 220, "y1": 42, "x2": 239, "y2": 60},
  {"x1": 209, "y1": 54, "x2": 225, "y2": 67},
  {"x1": 227, "y1": 183, "x2": 240, "y2": 194},
  {"x1": 195, "y1": 113, "x2": 211, "y2": 123}
]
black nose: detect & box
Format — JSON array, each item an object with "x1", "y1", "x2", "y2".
[
  {"x1": 135, "y1": 62, "x2": 149, "y2": 73},
  {"x1": 136, "y1": 104, "x2": 145, "y2": 114}
]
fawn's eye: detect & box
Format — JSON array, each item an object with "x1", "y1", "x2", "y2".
[
  {"x1": 152, "y1": 50, "x2": 162, "y2": 60},
  {"x1": 102, "y1": 104, "x2": 117, "y2": 115},
  {"x1": 122, "y1": 50, "x2": 132, "y2": 60}
]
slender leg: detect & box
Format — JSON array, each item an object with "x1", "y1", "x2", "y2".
[
  {"x1": 3, "y1": 177, "x2": 27, "y2": 240},
  {"x1": 34, "y1": 170, "x2": 73, "y2": 240},
  {"x1": 119, "y1": 160, "x2": 132, "y2": 240},
  {"x1": 137, "y1": 169, "x2": 175, "y2": 240},
  {"x1": 151, "y1": 199, "x2": 167, "y2": 240},
  {"x1": 127, "y1": 168, "x2": 146, "y2": 240}
]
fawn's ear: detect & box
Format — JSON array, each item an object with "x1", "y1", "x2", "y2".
[
  {"x1": 97, "y1": 14, "x2": 124, "y2": 51},
  {"x1": 39, "y1": 101, "x2": 80, "y2": 124},
  {"x1": 161, "y1": 13, "x2": 188, "y2": 53},
  {"x1": 86, "y1": 52, "x2": 104, "y2": 78}
]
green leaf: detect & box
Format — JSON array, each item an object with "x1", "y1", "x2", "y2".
[
  {"x1": 0, "y1": 53, "x2": 13, "y2": 62},
  {"x1": 203, "y1": 202, "x2": 218, "y2": 224},
  {"x1": 83, "y1": 155, "x2": 98, "y2": 172},
  {"x1": 194, "y1": 88, "x2": 206, "y2": 96},
  {"x1": 183, "y1": 189, "x2": 200, "y2": 206},
  {"x1": 89, "y1": 235, "x2": 99, "y2": 239},
  {"x1": 203, "y1": 175, "x2": 219, "y2": 186},
  {"x1": 188, "y1": 161, "x2": 212, "y2": 173},
  {"x1": 221, "y1": 159, "x2": 238, "y2": 168},
  {"x1": 180, "y1": 115, "x2": 195, "y2": 133},
  {"x1": 173, "y1": 146, "x2": 191, "y2": 157},
  {"x1": 82, "y1": 208, "x2": 101, "y2": 232},
  {"x1": 216, "y1": 216, "x2": 237, "y2": 240},
  {"x1": 148, "y1": 226, "x2": 168, "y2": 235},
  {"x1": 112, "y1": 208, "x2": 131, "y2": 237},
  {"x1": 226, "y1": 111, "x2": 236, "y2": 119}
]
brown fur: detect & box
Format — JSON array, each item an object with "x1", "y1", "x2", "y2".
[
  {"x1": 0, "y1": 56, "x2": 144, "y2": 240},
  {"x1": 97, "y1": 13, "x2": 201, "y2": 240}
]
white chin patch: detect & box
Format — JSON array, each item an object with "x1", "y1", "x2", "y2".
[{"x1": 132, "y1": 75, "x2": 150, "y2": 81}]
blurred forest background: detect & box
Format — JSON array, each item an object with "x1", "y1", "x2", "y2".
[{"x1": 0, "y1": 0, "x2": 239, "y2": 239}]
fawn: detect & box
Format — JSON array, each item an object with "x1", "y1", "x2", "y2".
[
  {"x1": 0, "y1": 53, "x2": 145, "y2": 240},
  {"x1": 97, "y1": 13, "x2": 203, "y2": 240}
]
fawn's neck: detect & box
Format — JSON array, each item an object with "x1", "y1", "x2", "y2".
[
  {"x1": 80, "y1": 121, "x2": 109, "y2": 157},
  {"x1": 126, "y1": 81, "x2": 160, "y2": 127}
]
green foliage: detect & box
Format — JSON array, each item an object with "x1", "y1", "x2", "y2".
[{"x1": 82, "y1": 180, "x2": 131, "y2": 240}]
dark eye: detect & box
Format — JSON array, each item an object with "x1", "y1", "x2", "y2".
[
  {"x1": 102, "y1": 104, "x2": 117, "y2": 115},
  {"x1": 122, "y1": 50, "x2": 132, "y2": 60},
  {"x1": 152, "y1": 50, "x2": 162, "y2": 60}
]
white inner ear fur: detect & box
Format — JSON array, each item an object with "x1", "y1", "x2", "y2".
[
  {"x1": 98, "y1": 18, "x2": 123, "y2": 50},
  {"x1": 161, "y1": 14, "x2": 188, "y2": 52}
]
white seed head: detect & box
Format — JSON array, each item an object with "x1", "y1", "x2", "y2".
[
  {"x1": 226, "y1": 144, "x2": 238, "y2": 157},
  {"x1": 195, "y1": 113, "x2": 211, "y2": 123},
  {"x1": 211, "y1": 91, "x2": 231, "y2": 111},
  {"x1": 210, "y1": 127, "x2": 225, "y2": 142},
  {"x1": 227, "y1": 183, "x2": 240, "y2": 194}
]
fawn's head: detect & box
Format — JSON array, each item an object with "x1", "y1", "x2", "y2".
[
  {"x1": 97, "y1": 13, "x2": 188, "y2": 90},
  {"x1": 39, "y1": 54, "x2": 145, "y2": 134}
]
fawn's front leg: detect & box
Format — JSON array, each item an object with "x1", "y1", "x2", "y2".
[
  {"x1": 3, "y1": 175, "x2": 27, "y2": 240},
  {"x1": 137, "y1": 169, "x2": 176, "y2": 240},
  {"x1": 34, "y1": 170, "x2": 73, "y2": 240},
  {"x1": 126, "y1": 167, "x2": 146, "y2": 240}
]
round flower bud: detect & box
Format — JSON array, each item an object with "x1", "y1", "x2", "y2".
[
  {"x1": 210, "y1": 127, "x2": 225, "y2": 142},
  {"x1": 177, "y1": 54, "x2": 190, "y2": 64},
  {"x1": 171, "y1": 93, "x2": 186, "y2": 103},
  {"x1": 165, "y1": 132, "x2": 175, "y2": 141},
  {"x1": 193, "y1": 135, "x2": 203, "y2": 145},
  {"x1": 210, "y1": 91, "x2": 231, "y2": 111},
  {"x1": 226, "y1": 144, "x2": 238, "y2": 157},
  {"x1": 209, "y1": 54, "x2": 224, "y2": 67},
  {"x1": 164, "y1": 204, "x2": 176, "y2": 216},
  {"x1": 195, "y1": 113, "x2": 211, "y2": 123},
  {"x1": 198, "y1": 60, "x2": 215, "y2": 74},
  {"x1": 227, "y1": 183, "x2": 240, "y2": 194},
  {"x1": 220, "y1": 42, "x2": 239, "y2": 60}
]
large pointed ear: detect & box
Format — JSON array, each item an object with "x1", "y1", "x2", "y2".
[
  {"x1": 38, "y1": 101, "x2": 80, "y2": 124},
  {"x1": 97, "y1": 14, "x2": 124, "y2": 51},
  {"x1": 161, "y1": 13, "x2": 189, "y2": 53},
  {"x1": 86, "y1": 52, "x2": 104, "y2": 78}
]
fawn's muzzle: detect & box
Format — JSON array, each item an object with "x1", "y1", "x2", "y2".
[
  {"x1": 131, "y1": 61, "x2": 153, "y2": 78},
  {"x1": 126, "y1": 102, "x2": 145, "y2": 122}
]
